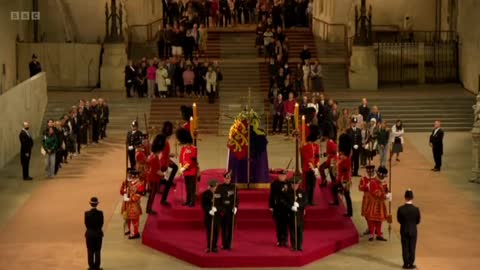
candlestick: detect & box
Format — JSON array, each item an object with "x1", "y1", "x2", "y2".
[
  {"x1": 294, "y1": 103, "x2": 299, "y2": 131},
  {"x1": 301, "y1": 115, "x2": 306, "y2": 145}
]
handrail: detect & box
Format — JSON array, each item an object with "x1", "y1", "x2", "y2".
[{"x1": 128, "y1": 18, "x2": 164, "y2": 42}]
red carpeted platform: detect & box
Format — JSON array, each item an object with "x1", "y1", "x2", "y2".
[{"x1": 142, "y1": 169, "x2": 359, "y2": 268}]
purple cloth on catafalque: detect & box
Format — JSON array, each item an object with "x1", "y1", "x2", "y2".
[{"x1": 228, "y1": 132, "x2": 269, "y2": 184}]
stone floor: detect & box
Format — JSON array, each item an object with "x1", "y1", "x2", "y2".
[{"x1": 0, "y1": 127, "x2": 479, "y2": 270}]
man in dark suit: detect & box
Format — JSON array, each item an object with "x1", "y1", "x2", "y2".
[
  {"x1": 429, "y1": 120, "x2": 444, "y2": 171},
  {"x1": 124, "y1": 59, "x2": 136, "y2": 98},
  {"x1": 397, "y1": 189, "x2": 421, "y2": 269},
  {"x1": 85, "y1": 197, "x2": 104, "y2": 270},
  {"x1": 29, "y1": 54, "x2": 42, "y2": 77},
  {"x1": 358, "y1": 97, "x2": 370, "y2": 121},
  {"x1": 346, "y1": 119, "x2": 362, "y2": 176},
  {"x1": 19, "y1": 122, "x2": 34, "y2": 180}
]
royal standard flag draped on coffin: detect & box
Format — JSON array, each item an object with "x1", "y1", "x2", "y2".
[{"x1": 227, "y1": 110, "x2": 269, "y2": 184}]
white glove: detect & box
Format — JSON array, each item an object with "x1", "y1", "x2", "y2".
[
  {"x1": 209, "y1": 209, "x2": 215, "y2": 216},
  {"x1": 211, "y1": 206, "x2": 217, "y2": 212},
  {"x1": 123, "y1": 194, "x2": 130, "y2": 202},
  {"x1": 313, "y1": 168, "x2": 320, "y2": 177},
  {"x1": 386, "y1": 193, "x2": 392, "y2": 201},
  {"x1": 128, "y1": 146, "x2": 134, "y2": 151},
  {"x1": 291, "y1": 206, "x2": 298, "y2": 212},
  {"x1": 25, "y1": 153, "x2": 29, "y2": 157},
  {"x1": 233, "y1": 207, "x2": 237, "y2": 215},
  {"x1": 180, "y1": 167, "x2": 186, "y2": 173},
  {"x1": 353, "y1": 144, "x2": 359, "y2": 149},
  {"x1": 293, "y1": 202, "x2": 299, "y2": 208}
]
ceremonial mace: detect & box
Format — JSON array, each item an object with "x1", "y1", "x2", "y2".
[{"x1": 209, "y1": 187, "x2": 216, "y2": 253}]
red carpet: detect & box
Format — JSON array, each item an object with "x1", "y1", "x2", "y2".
[{"x1": 142, "y1": 169, "x2": 359, "y2": 268}]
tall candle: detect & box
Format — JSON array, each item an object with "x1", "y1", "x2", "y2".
[
  {"x1": 189, "y1": 116, "x2": 194, "y2": 139},
  {"x1": 192, "y1": 103, "x2": 197, "y2": 133},
  {"x1": 294, "y1": 103, "x2": 299, "y2": 131},
  {"x1": 301, "y1": 115, "x2": 306, "y2": 145}
]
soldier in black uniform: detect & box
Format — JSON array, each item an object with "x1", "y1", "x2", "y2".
[
  {"x1": 126, "y1": 120, "x2": 143, "y2": 169},
  {"x1": 217, "y1": 171, "x2": 239, "y2": 250},
  {"x1": 201, "y1": 180, "x2": 221, "y2": 253},
  {"x1": 287, "y1": 177, "x2": 306, "y2": 251},
  {"x1": 346, "y1": 118, "x2": 362, "y2": 176},
  {"x1": 269, "y1": 170, "x2": 291, "y2": 247}
]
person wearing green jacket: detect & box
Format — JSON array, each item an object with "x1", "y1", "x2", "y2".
[{"x1": 43, "y1": 127, "x2": 59, "y2": 178}]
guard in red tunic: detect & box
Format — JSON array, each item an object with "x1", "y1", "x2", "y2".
[
  {"x1": 145, "y1": 135, "x2": 166, "y2": 213},
  {"x1": 318, "y1": 133, "x2": 338, "y2": 187},
  {"x1": 120, "y1": 170, "x2": 145, "y2": 239},
  {"x1": 301, "y1": 125, "x2": 320, "y2": 205},
  {"x1": 359, "y1": 165, "x2": 376, "y2": 235},
  {"x1": 135, "y1": 137, "x2": 148, "y2": 185},
  {"x1": 158, "y1": 121, "x2": 178, "y2": 205},
  {"x1": 329, "y1": 152, "x2": 353, "y2": 217},
  {"x1": 177, "y1": 128, "x2": 198, "y2": 207},
  {"x1": 365, "y1": 166, "x2": 391, "y2": 241}
]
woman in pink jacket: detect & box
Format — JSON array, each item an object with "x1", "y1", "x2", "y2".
[{"x1": 146, "y1": 60, "x2": 157, "y2": 98}]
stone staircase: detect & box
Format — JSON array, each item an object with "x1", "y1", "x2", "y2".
[
  {"x1": 216, "y1": 32, "x2": 267, "y2": 136},
  {"x1": 42, "y1": 90, "x2": 151, "y2": 138},
  {"x1": 149, "y1": 98, "x2": 219, "y2": 134}
]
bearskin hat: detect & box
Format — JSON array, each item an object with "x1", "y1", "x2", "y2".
[
  {"x1": 176, "y1": 127, "x2": 193, "y2": 145},
  {"x1": 162, "y1": 121, "x2": 174, "y2": 137},
  {"x1": 151, "y1": 134, "x2": 167, "y2": 153},
  {"x1": 306, "y1": 124, "x2": 320, "y2": 142},
  {"x1": 180, "y1": 105, "x2": 193, "y2": 122}
]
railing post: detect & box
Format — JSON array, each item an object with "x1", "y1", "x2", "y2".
[{"x1": 418, "y1": 42, "x2": 425, "y2": 84}]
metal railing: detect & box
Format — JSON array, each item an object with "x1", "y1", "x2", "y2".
[
  {"x1": 312, "y1": 17, "x2": 350, "y2": 88},
  {"x1": 376, "y1": 33, "x2": 459, "y2": 86},
  {"x1": 127, "y1": 18, "x2": 164, "y2": 58}
]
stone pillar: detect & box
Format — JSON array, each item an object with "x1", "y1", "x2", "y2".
[
  {"x1": 100, "y1": 44, "x2": 127, "y2": 90},
  {"x1": 349, "y1": 46, "x2": 378, "y2": 90},
  {"x1": 470, "y1": 94, "x2": 480, "y2": 184}
]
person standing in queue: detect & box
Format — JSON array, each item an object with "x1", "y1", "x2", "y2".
[{"x1": 19, "y1": 121, "x2": 34, "y2": 180}]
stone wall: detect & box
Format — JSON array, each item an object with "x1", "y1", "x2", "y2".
[
  {"x1": 37, "y1": 0, "x2": 163, "y2": 43},
  {"x1": 0, "y1": 72, "x2": 48, "y2": 168},
  {"x1": 0, "y1": 0, "x2": 31, "y2": 93},
  {"x1": 17, "y1": 43, "x2": 101, "y2": 88},
  {"x1": 457, "y1": 0, "x2": 480, "y2": 93}
]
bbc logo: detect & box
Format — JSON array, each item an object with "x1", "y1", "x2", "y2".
[{"x1": 11, "y1": 11, "x2": 40, "y2": 21}]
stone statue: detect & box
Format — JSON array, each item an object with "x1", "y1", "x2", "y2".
[{"x1": 473, "y1": 93, "x2": 480, "y2": 125}]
